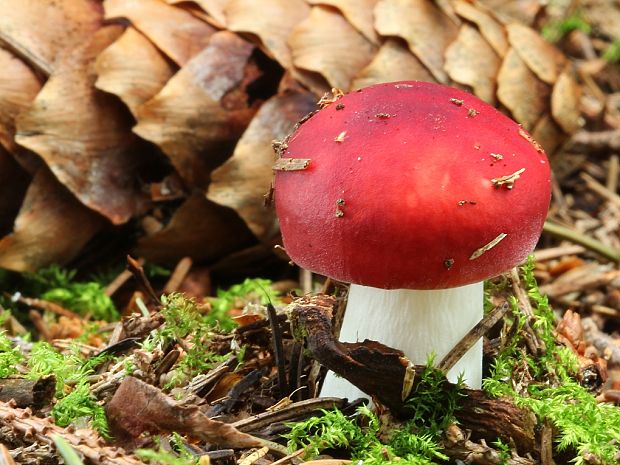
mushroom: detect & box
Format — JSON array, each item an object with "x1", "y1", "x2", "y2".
[{"x1": 273, "y1": 81, "x2": 551, "y2": 399}]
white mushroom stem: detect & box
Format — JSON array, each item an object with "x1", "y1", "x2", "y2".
[{"x1": 320, "y1": 282, "x2": 483, "y2": 400}]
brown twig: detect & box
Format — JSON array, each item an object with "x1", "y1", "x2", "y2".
[
  {"x1": 580, "y1": 172, "x2": 620, "y2": 208},
  {"x1": 538, "y1": 268, "x2": 620, "y2": 298},
  {"x1": 438, "y1": 303, "x2": 509, "y2": 373},
  {"x1": 126, "y1": 255, "x2": 161, "y2": 306},
  {"x1": 288, "y1": 295, "x2": 538, "y2": 452},
  {"x1": 163, "y1": 257, "x2": 193, "y2": 294},
  {"x1": 533, "y1": 244, "x2": 586, "y2": 262},
  {"x1": 267, "y1": 303, "x2": 288, "y2": 397},
  {"x1": 568, "y1": 129, "x2": 620, "y2": 152}
]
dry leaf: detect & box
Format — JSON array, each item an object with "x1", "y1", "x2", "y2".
[
  {"x1": 532, "y1": 113, "x2": 565, "y2": 156},
  {"x1": 0, "y1": 48, "x2": 41, "y2": 152},
  {"x1": 506, "y1": 23, "x2": 566, "y2": 85},
  {"x1": 133, "y1": 31, "x2": 257, "y2": 187},
  {"x1": 474, "y1": 0, "x2": 541, "y2": 26},
  {"x1": 0, "y1": 168, "x2": 103, "y2": 272},
  {"x1": 374, "y1": 0, "x2": 458, "y2": 83},
  {"x1": 208, "y1": 91, "x2": 317, "y2": 239},
  {"x1": 225, "y1": 0, "x2": 310, "y2": 69},
  {"x1": 306, "y1": 0, "x2": 379, "y2": 44},
  {"x1": 107, "y1": 376, "x2": 262, "y2": 449},
  {"x1": 497, "y1": 47, "x2": 549, "y2": 129},
  {"x1": 136, "y1": 192, "x2": 257, "y2": 265},
  {"x1": 94, "y1": 27, "x2": 176, "y2": 117},
  {"x1": 0, "y1": 149, "x2": 30, "y2": 237},
  {"x1": 167, "y1": 0, "x2": 229, "y2": 27},
  {"x1": 0, "y1": 0, "x2": 102, "y2": 74},
  {"x1": 445, "y1": 24, "x2": 500, "y2": 104},
  {"x1": 103, "y1": 0, "x2": 216, "y2": 66},
  {"x1": 289, "y1": 5, "x2": 376, "y2": 91},
  {"x1": 453, "y1": 0, "x2": 508, "y2": 57},
  {"x1": 352, "y1": 38, "x2": 435, "y2": 89},
  {"x1": 551, "y1": 67, "x2": 582, "y2": 134},
  {"x1": 582, "y1": 0, "x2": 620, "y2": 40},
  {"x1": 15, "y1": 25, "x2": 147, "y2": 225}
]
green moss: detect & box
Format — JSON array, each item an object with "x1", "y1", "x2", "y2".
[
  {"x1": 207, "y1": 278, "x2": 282, "y2": 331},
  {"x1": 136, "y1": 433, "x2": 198, "y2": 465},
  {"x1": 285, "y1": 404, "x2": 448, "y2": 465},
  {"x1": 52, "y1": 382, "x2": 109, "y2": 439},
  {"x1": 603, "y1": 39, "x2": 620, "y2": 62},
  {"x1": 149, "y1": 293, "x2": 231, "y2": 388},
  {"x1": 542, "y1": 14, "x2": 591, "y2": 43},
  {"x1": 405, "y1": 358, "x2": 465, "y2": 434},
  {"x1": 0, "y1": 328, "x2": 24, "y2": 378},
  {"x1": 484, "y1": 257, "x2": 620, "y2": 464},
  {"x1": 284, "y1": 359, "x2": 463, "y2": 465},
  {"x1": 0, "y1": 265, "x2": 118, "y2": 321},
  {"x1": 25, "y1": 342, "x2": 112, "y2": 436}
]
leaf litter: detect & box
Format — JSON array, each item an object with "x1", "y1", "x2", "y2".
[{"x1": 0, "y1": 0, "x2": 620, "y2": 464}]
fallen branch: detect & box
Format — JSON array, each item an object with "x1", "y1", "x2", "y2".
[{"x1": 288, "y1": 295, "x2": 538, "y2": 453}]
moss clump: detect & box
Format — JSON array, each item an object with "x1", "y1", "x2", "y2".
[{"x1": 485, "y1": 257, "x2": 620, "y2": 465}]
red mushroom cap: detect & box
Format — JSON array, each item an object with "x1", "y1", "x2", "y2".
[{"x1": 274, "y1": 81, "x2": 551, "y2": 290}]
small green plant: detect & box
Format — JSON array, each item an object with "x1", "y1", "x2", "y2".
[
  {"x1": 136, "y1": 433, "x2": 199, "y2": 465},
  {"x1": 285, "y1": 404, "x2": 448, "y2": 465},
  {"x1": 491, "y1": 438, "x2": 511, "y2": 465},
  {"x1": 1, "y1": 265, "x2": 118, "y2": 321},
  {"x1": 405, "y1": 358, "x2": 464, "y2": 435},
  {"x1": 42, "y1": 281, "x2": 117, "y2": 321},
  {"x1": 0, "y1": 328, "x2": 24, "y2": 378},
  {"x1": 153, "y1": 294, "x2": 232, "y2": 388},
  {"x1": 285, "y1": 361, "x2": 461, "y2": 465},
  {"x1": 207, "y1": 278, "x2": 281, "y2": 331},
  {"x1": 484, "y1": 257, "x2": 620, "y2": 464},
  {"x1": 53, "y1": 435, "x2": 86, "y2": 465},
  {"x1": 603, "y1": 39, "x2": 620, "y2": 62},
  {"x1": 542, "y1": 14, "x2": 591, "y2": 43},
  {"x1": 26, "y1": 342, "x2": 112, "y2": 436},
  {"x1": 285, "y1": 406, "x2": 377, "y2": 458},
  {"x1": 52, "y1": 382, "x2": 109, "y2": 438}
]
